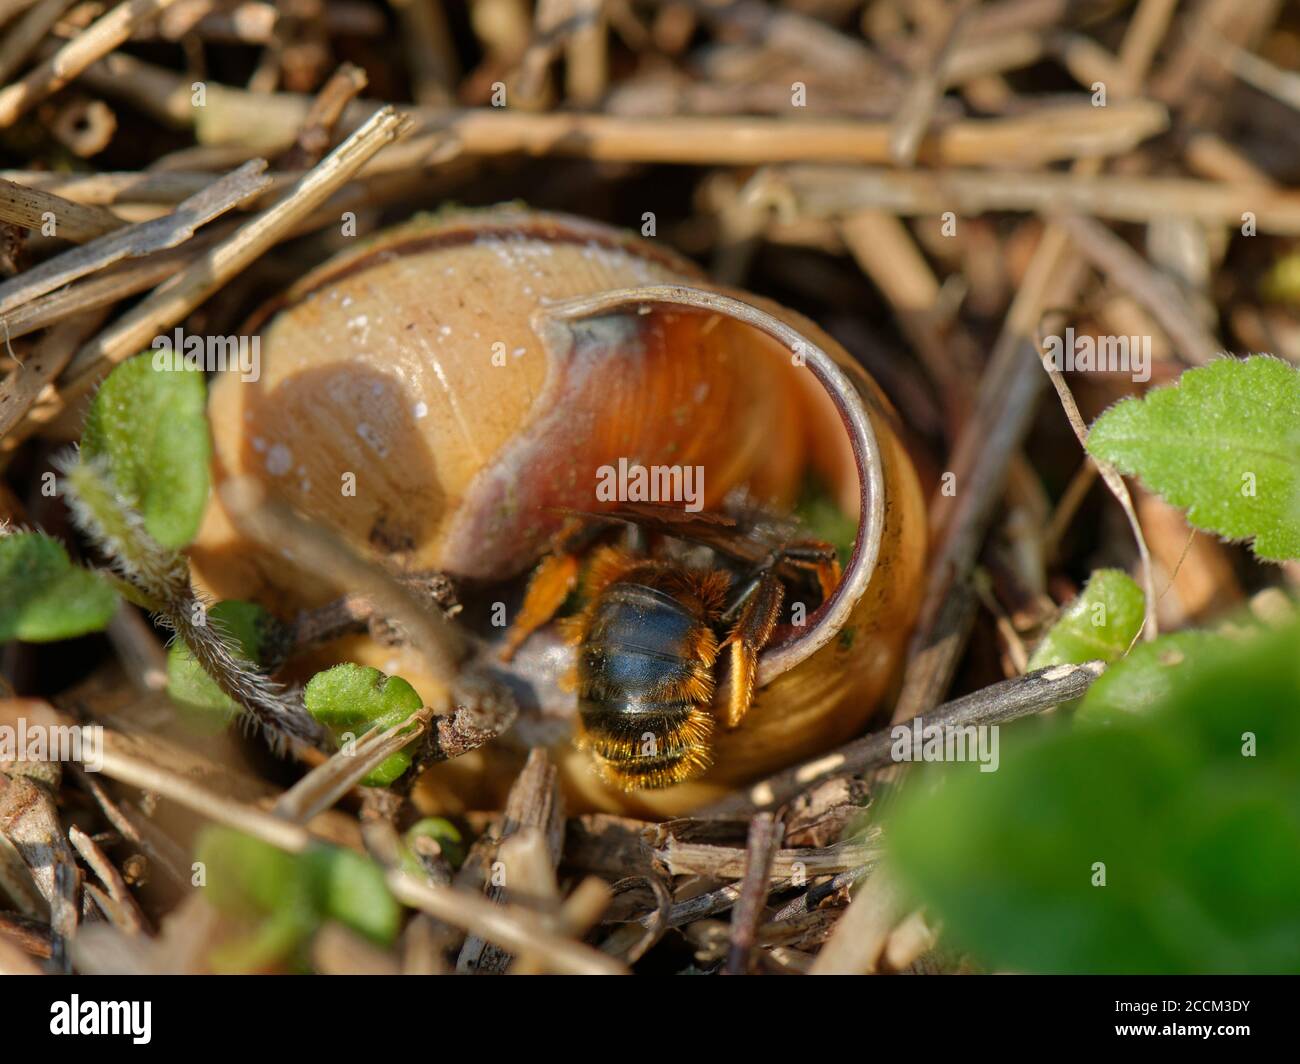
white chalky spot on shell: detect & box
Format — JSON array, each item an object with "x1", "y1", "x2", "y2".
[
  {"x1": 356, "y1": 422, "x2": 389, "y2": 456},
  {"x1": 347, "y1": 314, "x2": 371, "y2": 345},
  {"x1": 266, "y1": 444, "x2": 293, "y2": 476},
  {"x1": 413, "y1": 401, "x2": 428, "y2": 419}
]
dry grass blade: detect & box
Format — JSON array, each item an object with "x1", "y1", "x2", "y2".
[
  {"x1": 105, "y1": 600, "x2": 169, "y2": 693},
  {"x1": 703, "y1": 661, "x2": 1105, "y2": 816},
  {"x1": 273, "y1": 707, "x2": 432, "y2": 824},
  {"x1": 68, "y1": 825, "x2": 148, "y2": 935},
  {"x1": 0, "y1": 0, "x2": 43, "y2": 28},
  {"x1": 0, "y1": 168, "x2": 254, "y2": 205},
  {"x1": 0, "y1": 311, "x2": 104, "y2": 447},
  {"x1": 56, "y1": 106, "x2": 412, "y2": 402},
  {"x1": 0, "y1": 0, "x2": 76, "y2": 85},
  {"x1": 1036, "y1": 312, "x2": 1158, "y2": 643},
  {"x1": 889, "y1": 0, "x2": 975, "y2": 166},
  {"x1": 0, "y1": 178, "x2": 124, "y2": 242},
  {"x1": 457, "y1": 748, "x2": 563, "y2": 973},
  {"x1": 0, "y1": 160, "x2": 270, "y2": 318},
  {"x1": 72, "y1": 49, "x2": 1164, "y2": 164},
  {"x1": 656, "y1": 834, "x2": 873, "y2": 880},
  {"x1": 596, "y1": 874, "x2": 669, "y2": 955},
  {"x1": 0, "y1": 934, "x2": 45, "y2": 974},
  {"x1": 93, "y1": 740, "x2": 313, "y2": 854},
  {"x1": 313, "y1": 99, "x2": 1172, "y2": 167},
  {"x1": 725, "y1": 812, "x2": 782, "y2": 974},
  {"x1": 763, "y1": 165, "x2": 1300, "y2": 234},
  {"x1": 72, "y1": 766, "x2": 189, "y2": 889},
  {"x1": 0, "y1": 0, "x2": 186, "y2": 127},
  {"x1": 388, "y1": 870, "x2": 627, "y2": 975},
  {"x1": 0, "y1": 909, "x2": 51, "y2": 959},
  {"x1": 0, "y1": 241, "x2": 212, "y2": 345},
  {"x1": 809, "y1": 866, "x2": 905, "y2": 975},
  {"x1": 276, "y1": 62, "x2": 369, "y2": 171},
  {"x1": 0, "y1": 833, "x2": 45, "y2": 918},
  {"x1": 500, "y1": 834, "x2": 611, "y2": 975},
  {"x1": 0, "y1": 769, "x2": 80, "y2": 968},
  {"x1": 1191, "y1": 20, "x2": 1300, "y2": 112},
  {"x1": 1054, "y1": 213, "x2": 1221, "y2": 366}
]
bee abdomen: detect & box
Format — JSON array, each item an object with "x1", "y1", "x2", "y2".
[
  {"x1": 574, "y1": 581, "x2": 719, "y2": 789},
  {"x1": 577, "y1": 698, "x2": 714, "y2": 790}
]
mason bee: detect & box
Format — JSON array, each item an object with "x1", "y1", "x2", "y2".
[{"x1": 500, "y1": 503, "x2": 840, "y2": 790}]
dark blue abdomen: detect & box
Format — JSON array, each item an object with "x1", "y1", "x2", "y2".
[{"x1": 578, "y1": 582, "x2": 700, "y2": 705}]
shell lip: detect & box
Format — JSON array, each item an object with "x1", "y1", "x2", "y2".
[
  {"x1": 242, "y1": 207, "x2": 709, "y2": 338},
  {"x1": 535, "y1": 284, "x2": 887, "y2": 688}
]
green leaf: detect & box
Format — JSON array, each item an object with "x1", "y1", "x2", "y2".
[
  {"x1": 0, "y1": 533, "x2": 117, "y2": 642},
  {"x1": 1087, "y1": 356, "x2": 1300, "y2": 562},
  {"x1": 886, "y1": 620, "x2": 1300, "y2": 973},
  {"x1": 195, "y1": 827, "x2": 400, "y2": 973},
  {"x1": 167, "y1": 600, "x2": 272, "y2": 722},
  {"x1": 1027, "y1": 568, "x2": 1145, "y2": 671},
  {"x1": 197, "y1": 825, "x2": 310, "y2": 917},
  {"x1": 81, "y1": 352, "x2": 210, "y2": 549},
  {"x1": 1074, "y1": 629, "x2": 1229, "y2": 727},
  {"x1": 304, "y1": 664, "x2": 424, "y2": 786},
  {"x1": 195, "y1": 826, "x2": 317, "y2": 973},
  {"x1": 303, "y1": 845, "x2": 402, "y2": 945},
  {"x1": 794, "y1": 475, "x2": 858, "y2": 567},
  {"x1": 402, "y1": 817, "x2": 466, "y2": 874}
]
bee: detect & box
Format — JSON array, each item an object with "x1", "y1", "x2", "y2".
[{"x1": 500, "y1": 504, "x2": 841, "y2": 790}]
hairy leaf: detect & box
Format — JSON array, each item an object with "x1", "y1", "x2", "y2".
[
  {"x1": 167, "y1": 600, "x2": 273, "y2": 722},
  {"x1": 1074, "y1": 629, "x2": 1230, "y2": 726},
  {"x1": 887, "y1": 620, "x2": 1300, "y2": 973},
  {"x1": 1027, "y1": 568, "x2": 1145, "y2": 671},
  {"x1": 304, "y1": 664, "x2": 424, "y2": 786},
  {"x1": 81, "y1": 352, "x2": 210, "y2": 549},
  {"x1": 0, "y1": 533, "x2": 117, "y2": 642},
  {"x1": 1087, "y1": 356, "x2": 1300, "y2": 561},
  {"x1": 196, "y1": 827, "x2": 399, "y2": 973},
  {"x1": 303, "y1": 845, "x2": 402, "y2": 945}
]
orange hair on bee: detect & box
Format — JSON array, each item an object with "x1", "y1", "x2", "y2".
[
  {"x1": 633, "y1": 565, "x2": 730, "y2": 620},
  {"x1": 577, "y1": 705, "x2": 714, "y2": 790}
]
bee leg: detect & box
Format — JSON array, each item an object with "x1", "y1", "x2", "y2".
[
  {"x1": 776, "y1": 540, "x2": 842, "y2": 602},
  {"x1": 499, "y1": 518, "x2": 606, "y2": 662},
  {"x1": 716, "y1": 569, "x2": 784, "y2": 729},
  {"x1": 499, "y1": 553, "x2": 580, "y2": 661}
]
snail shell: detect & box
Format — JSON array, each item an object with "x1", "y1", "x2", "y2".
[{"x1": 192, "y1": 206, "x2": 927, "y2": 816}]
